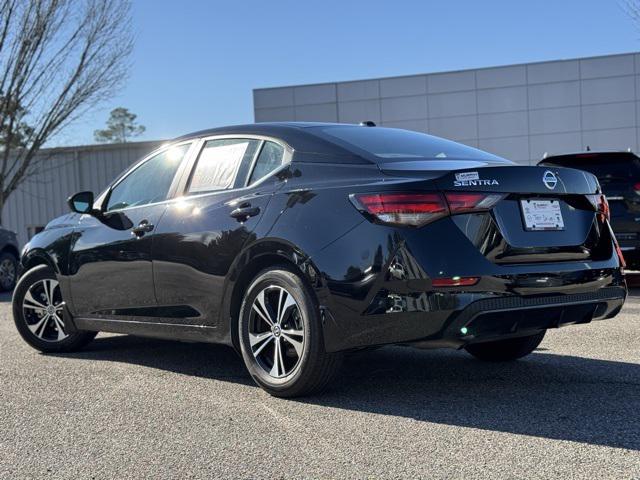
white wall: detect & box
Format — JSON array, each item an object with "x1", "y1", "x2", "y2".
[
  {"x1": 254, "y1": 52, "x2": 640, "y2": 165},
  {"x1": 4, "y1": 141, "x2": 162, "y2": 246}
]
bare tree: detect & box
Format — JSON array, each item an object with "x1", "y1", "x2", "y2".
[
  {"x1": 0, "y1": 0, "x2": 133, "y2": 224},
  {"x1": 621, "y1": 0, "x2": 640, "y2": 28}
]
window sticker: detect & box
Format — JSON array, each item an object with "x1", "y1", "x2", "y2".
[{"x1": 190, "y1": 141, "x2": 249, "y2": 192}]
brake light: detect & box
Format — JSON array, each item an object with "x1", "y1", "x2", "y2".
[
  {"x1": 634, "y1": 182, "x2": 640, "y2": 195},
  {"x1": 350, "y1": 192, "x2": 503, "y2": 227},
  {"x1": 587, "y1": 194, "x2": 610, "y2": 221},
  {"x1": 615, "y1": 241, "x2": 627, "y2": 269},
  {"x1": 351, "y1": 193, "x2": 448, "y2": 227},
  {"x1": 600, "y1": 195, "x2": 610, "y2": 221},
  {"x1": 445, "y1": 192, "x2": 504, "y2": 214}
]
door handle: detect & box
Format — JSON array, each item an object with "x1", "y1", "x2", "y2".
[
  {"x1": 131, "y1": 220, "x2": 154, "y2": 237},
  {"x1": 230, "y1": 202, "x2": 260, "y2": 221}
]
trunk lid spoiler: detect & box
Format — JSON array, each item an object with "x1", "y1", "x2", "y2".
[{"x1": 379, "y1": 163, "x2": 600, "y2": 195}]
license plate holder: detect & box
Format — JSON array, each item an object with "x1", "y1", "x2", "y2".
[{"x1": 520, "y1": 199, "x2": 564, "y2": 231}]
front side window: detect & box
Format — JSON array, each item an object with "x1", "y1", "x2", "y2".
[
  {"x1": 248, "y1": 141, "x2": 285, "y2": 185},
  {"x1": 106, "y1": 144, "x2": 190, "y2": 211},
  {"x1": 188, "y1": 139, "x2": 260, "y2": 193}
]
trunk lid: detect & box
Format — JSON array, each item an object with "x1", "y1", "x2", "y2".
[{"x1": 381, "y1": 163, "x2": 610, "y2": 265}]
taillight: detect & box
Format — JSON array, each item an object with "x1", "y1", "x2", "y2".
[
  {"x1": 444, "y1": 192, "x2": 504, "y2": 214},
  {"x1": 350, "y1": 192, "x2": 504, "y2": 227},
  {"x1": 615, "y1": 241, "x2": 627, "y2": 269},
  {"x1": 587, "y1": 194, "x2": 610, "y2": 221},
  {"x1": 351, "y1": 193, "x2": 448, "y2": 227},
  {"x1": 601, "y1": 195, "x2": 610, "y2": 220},
  {"x1": 633, "y1": 182, "x2": 640, "y2": 195}
]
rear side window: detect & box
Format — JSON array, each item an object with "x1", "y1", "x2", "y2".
[
  {"x1": 248, "y1": 141, "x2": 285, "y2": 184},
  {"x1": 106, "y1": 143, "x2": 190, "y2": 211},
  {"x1": 310, "y1": 125, "x2": 509, "y2": 163},
  {"x1": 188, "y1": 139, "x2": 260, "y2": 193}
]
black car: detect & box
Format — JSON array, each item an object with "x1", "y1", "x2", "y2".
[
  {"x1": 539, "y1": 151, "x2": 640, "y2": 270},
  {"x1": 12, "y1": 123, "x2": 626, "y2": 397},
  {"x1": 0, "y1": 227, "x2": 19, "y2": 291}
]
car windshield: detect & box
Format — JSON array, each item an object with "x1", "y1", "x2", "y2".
[{"x1": 310, "y1": 125, "x2": 509, "y2": 163}]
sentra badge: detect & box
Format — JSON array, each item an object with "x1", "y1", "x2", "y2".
[{"x1": 454, "y1": 171, "x2": 499, "y2": 187}]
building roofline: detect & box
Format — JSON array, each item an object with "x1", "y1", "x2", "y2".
[
  {"x1": 39, "y1": 139, "x2": 165, "y2": 154},
  {"x1": 253, "y1": 50, "x2": 640, "y2": 92}
]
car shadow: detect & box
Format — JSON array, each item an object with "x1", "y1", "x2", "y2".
[
  {"x1": 6, "y1": 286, "x2": 638, "y2": 450},
  {"x1": 53, "y1": 333, "x2": 640, "y2": 451}
]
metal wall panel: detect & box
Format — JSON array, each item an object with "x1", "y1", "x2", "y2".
[
  {"x1": 4, "y1": 141, "x2": 161, "y2": 246},
  {"x1": 254, "y1": 52, "x2": 640, "y2": 168}
]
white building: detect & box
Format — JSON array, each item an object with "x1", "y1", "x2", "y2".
[{"x1": 254, "y1": 52, "x2": 640, "y2": 165}]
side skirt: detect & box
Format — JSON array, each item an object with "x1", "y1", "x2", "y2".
[{"x1": 74, "y1": 317, "x2": 224, "y2": 344}]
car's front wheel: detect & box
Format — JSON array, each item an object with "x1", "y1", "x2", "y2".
[
  {"x1": 12, "y1": 265, "x2": 96, "y2": 353},
  {"x1": 238, "y1": 267, "x2": 343, "y2": 397},
  {"x1": 464, "y1": 331, "x2": 546, "y2": 362}
]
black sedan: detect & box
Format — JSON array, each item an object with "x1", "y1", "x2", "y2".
[{"x1": 12, "y1": 123, "x2": 627, "y2": 397}]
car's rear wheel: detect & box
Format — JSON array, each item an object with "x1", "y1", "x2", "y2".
[
  {"x1": 464, "y1": 331, "x2": 546, "y2": 362},
  {"x1": 238, "y1": 267, "x2": 342, "y2": 398},
  {"x1": 0, "y1": 251, "x2": 18, "y2": 291},
  {"x1": 12, "y1": 265, "x2": 96, "y2": 353}
]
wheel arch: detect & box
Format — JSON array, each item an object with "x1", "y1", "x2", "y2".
[
  {"x1": 21, "y1": 249, "x2": 58, "y2": 274},
  {"x1": 1, "y1": 243, "x2": 19, "y2": 259},
  {"x1": 224, "y1": 239, "x2": 322, "y2": 352}
]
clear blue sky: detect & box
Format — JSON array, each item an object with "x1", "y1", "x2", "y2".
[{"x1": 64, "y1": 0, "x2": 640, "y2": 145}]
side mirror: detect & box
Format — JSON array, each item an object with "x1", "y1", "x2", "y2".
[{"x1": 67, "y1": 191, "x2": 95, "y2": 215}]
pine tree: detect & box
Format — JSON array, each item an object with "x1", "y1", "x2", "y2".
[{"x1": 94, "y1": 107, "x2": 145, "y2": 143}]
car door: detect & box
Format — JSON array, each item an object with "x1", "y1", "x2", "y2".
[
  {"x1": 151, "y1": 136, "x2": 291, "y2": 329},
  {"x1": 67, "y1": 142, "x2": 194, "y2": 318}
]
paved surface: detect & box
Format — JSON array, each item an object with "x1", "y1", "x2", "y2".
[{"x1": 1, "y1": 289, "x2": 639, "y2": 479}]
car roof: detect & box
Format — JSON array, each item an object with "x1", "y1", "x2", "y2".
[{"x1": 172, "y1": 122, "x2": 361, "y2": 157}]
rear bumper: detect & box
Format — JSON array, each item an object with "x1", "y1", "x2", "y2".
[
  {"x1": 312, "y1": 216, "x2": 627, "y2": 353},
  {"x1": 321, "y1": 283, "x2": 626, "y2": 352},
  {"x1": 436, "y1": 286, "x2": 625, "y2": 348}
]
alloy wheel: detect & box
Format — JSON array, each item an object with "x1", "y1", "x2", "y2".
[
  {"x1": 0, "y1": 257, "x2": 15, "y2": 290},
  {"x1": 22, "y1": 279, "x2": 68, "y2": 342},
  {"x1": 248, "y1": 285, "x2": 305, "y2": 378}
]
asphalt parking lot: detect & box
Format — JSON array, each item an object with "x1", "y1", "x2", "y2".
[{"x1": 1, "y1": 287, "x2": 639, "y2": 479}]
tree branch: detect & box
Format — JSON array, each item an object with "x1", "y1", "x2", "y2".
[{"x1": 0, "y1": 0, "x2": 133, "y2": 211}]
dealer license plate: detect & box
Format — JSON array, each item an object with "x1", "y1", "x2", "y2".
[{"x1": 520, "y1": 199, "x2": 564, "y2": 231}]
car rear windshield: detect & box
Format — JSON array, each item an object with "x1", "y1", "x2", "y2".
[
  {"x1": 309, "y1": 125, "x2": 509, "y2": 163},
  {"x1": 543, "y1": 154, "x2": 640, "y2": 181}
]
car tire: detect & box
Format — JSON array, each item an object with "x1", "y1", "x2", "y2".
[
  {"x1": 238, "y1": 267, "x2": 343, "y2": 398},
  {"x1": 464, "y1": 331, "x2": 546, "y2": 362},
  {"x1": 0, "y1": 250, "x2": 18, "y2": 291},
  {"x1": 12, "y1": 265, "x2": 96, "y2": 353}
]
